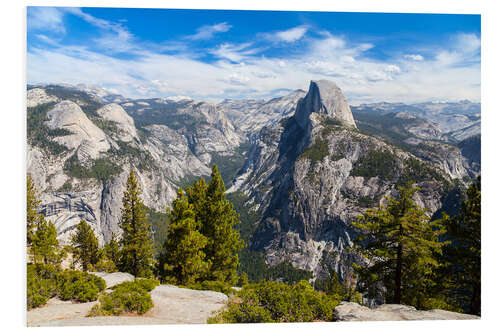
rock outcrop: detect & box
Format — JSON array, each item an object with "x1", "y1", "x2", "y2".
[
  {"x1": 333, "y1": 302, "x2": 479, "y2": 321},
  {"x1": 96, "y1": 103, "x2": 138, "y2": 142},
  {"x1": 45, "y1": 101, "x2": 110, "y2": 161},
  {"x1": 294, "y1": 80, "x2": 357, "y2": 130},
  {"x1": 230, "y1": 80, "x2": 459, "y2": 280}
]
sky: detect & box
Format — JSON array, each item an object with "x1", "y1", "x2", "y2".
[{"x1": 26, "y1": 7, "x2": 481, "y2": 104}]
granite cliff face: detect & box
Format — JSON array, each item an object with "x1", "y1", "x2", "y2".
[
  {"x1": 228, "y1": 80, "x2": 464, "y2": 280},
  {"x1": 27, "y1": 85, "x2": 242, "y2": 244},
  {"x1": 27, "y1": 82, "x2": 480, "y2": 280}
]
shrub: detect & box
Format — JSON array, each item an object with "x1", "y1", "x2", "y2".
[
  {"x1": 27, "y1": 264, "x2": 58, "y2": 309},
  {"x1": 186, "y1": 280, "x2": 233, "y2": 295},
  {"x1": 55, "y1": 270, "x2": 106, "y2": 302},
  {"x1": 27, "y1": 264, "x2": 106, "y2": 309},
  {"x1": 208, "y1": 280, "x2": 339, "y2": 323},
  {"x1": 89, "y1": 279, "x2": 158, "y2": 316}
]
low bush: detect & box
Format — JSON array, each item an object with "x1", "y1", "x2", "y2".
[
  {"x1": 27, "y1": 264, "x2": 106, "y2": 309},
  {"x1": 186, "y1": 280, "x2": 233, "y2": 295},
  {"x1": 88, "y1": 279, "x2": 158, "y2": 316},
  {"x1": 208, "y1": 280, "x2": 339, "y2": 323},
  {"x1": 56, "y1": 270, "x2": 106, "y2": 302},
  {"x1": 27, "y1": 264, "x2": 58, "y2": 309}
]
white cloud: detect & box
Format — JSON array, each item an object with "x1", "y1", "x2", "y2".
[
  {"x1": 186, "y1": 22, "x2": 232, "y2": 40},
  {"x1": 209, "y1": 42, "x2": 262, "y2": 62},
  {"x1": 273, "y1": 26, "x2": 308, "y2": 42},
  {"x1": 28, "y1": 7, "x2": 66, "y2": 34},
  {"x1": 404, "y1": 54, "x2": 424, "y2": 61},
  {"x1": 27, "y1": 16, "x2": 481, "y2": 104}
]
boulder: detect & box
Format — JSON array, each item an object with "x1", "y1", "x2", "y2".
[{"x1": 333, "y1": 302, "x2": 479, "y2": 321}]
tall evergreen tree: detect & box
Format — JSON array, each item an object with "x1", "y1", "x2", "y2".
[
  {"x1": 30, "y1": 217, "x2": 61, "y2": 265},
  {"x1": 159, "y1": 189, "x2": 209, "y2": 285},
  {"x1": 71, "y1": 219, "x2": 99, "y2": 271},
  {"x1": 352, "y1": 183, "x2": 447, "y2": 306},
  {"x1": 27, "y1": 174, "x2": 40, "y2": 246},
  {"x1": 442, "y1": 176, "x2": 481, "y2": 315},
  {"x1": 119, "y1": 171, "x2": 155, "y2": 277},
  {"x1": 186, "y1": 165, "x2": 244, "y2": 284}
]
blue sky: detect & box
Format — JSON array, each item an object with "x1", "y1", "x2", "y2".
[{"x1": 27, "y1": 7, "x2": 481, "y2": 104}]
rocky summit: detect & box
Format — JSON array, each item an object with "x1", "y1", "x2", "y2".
[{"x1": 27, "y1": 81, "x2": 480, "y2": 281}]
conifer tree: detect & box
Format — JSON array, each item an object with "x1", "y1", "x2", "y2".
[
  {"x1": 31, "y1": 217, "x2": 61, "y2": 265},
  {"x1": 186, "y1": 165, "x2": 244, "y2": 284},
  {"x1": 159, "y1": 189, "x2": 209, "y2": 285},
  {"x1": 104, "y1": 232, "x2": 121, "y2": 268},
  {"x1": 27, "y1": 174, "x2": 40, "y2": 246},
  {"x1": 119, "y1": 171, "x2": 155, "y2": 277},
  {"x1": 71, "y1": 219, "x2": 99, "y2": 271},
  {"x1": 442, "y1": 176, "x2": 481, "y2": 315},
  {"x1": 352, "y1": 183, "x2": 447, "y2": 306}
]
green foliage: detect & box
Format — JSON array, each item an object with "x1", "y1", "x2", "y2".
[
  {"x1": 226, "y1": 191, "x2": 261, "y2": 244},
  {"x1": 93, "y1": 249, "x2": 118, "y2": 273},
  {"x1": 43, "y1": 85, "x2": 102, "y2": 118},
  {"x1": 186, "y1": 280, "x2": 233, "y2": 295},
  {"x1": 237, "y1": 249, "x2": 269, "y2": 283},
  {"x1": 27, "y1": 174, "x2": 40, "y2": 246},
  {"x1": 267, "y1": 261, "x2": 313, "y2": 284},
  {"x1": 352, "y1": 183, "x2": 448, "y2": 307},
  {"x1": 237, "y1": 249, "x2": 313, "y2": 285},
  {"x1": 30, "y1": 216, "x2": 63, "y2": 265},
  {"x1": 113, "y1": 141, "x2": 154, "y2": 171},
  {"x1": 237, "y1": 272, "x2": 249, "y2": 287},
  {"x1": 119, "y1": 171, "x2": 155, "y2": 277},
  {"x1": 88, "y1": 279, "x2": 157, "y2": 316},
  {"x1": 210, "y1": 141, "x2": 251, "y2": 186},
  {"x1": 208, "y1": 280, "x2": 339, "y2": 323},
  {"x1": 27, "y1": 264, "x2": 106, "y2": 309},
  {"x1": 158, "y1": 189, "x2": 209, "y2": 285},
  {"x1": 351, "y1": 149, "x2": 398, "y2": 181},
  {"x1": 185, "y1": 165, "x2": 245, "y2": 284},
  {"x1": 63, "y1": 154, "x2": 122, "y2": 182},
  {"x1": 398, "y1": 157, "x2": 447, "y2": 186},
  {"x1": 103, "y1": 233, "x2": 121, "y2": 269},
  {"x1": 300, "y1": 137, "x2": 329, "y2": 166},
  {"x1": 439, "y1": 176, "x2": 481, "y2": 315},
  {"x1": 27, "y1": 264, "x2": 58, "y2": 309},
  {"x1": 56, "y1": 270, "x2": 106, "y2": 302},
  {"x1": 146, "y1": 208, "x2": 169, "y2": 256},
  {"x1": 71, "y1": 219, "x2": 99, "y2": 271},
  {"x1": 27, "y1": 102, "x2": 70, "y2": 155}
]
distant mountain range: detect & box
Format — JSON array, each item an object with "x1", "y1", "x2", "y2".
[{"x1": 27, "y1": 81, "x2": 480, "y2": 280}]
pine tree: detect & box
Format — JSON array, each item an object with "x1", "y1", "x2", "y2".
[
  {"x1": 159, "y1": 189, "x2": 209, "y2": 285},
  {"x1": 186, "y1": 165, "x2": 244, "y2": 284},
  {"x1": 30, "y1": 216, "x2": 61, "y2": 265},
  {"x1": 119, "y1": 171, "x2": 155, "y2": 277},
  {"x1": 104, "y1": 232, "x2": 121, "y2": 268},
  {"x1": 71, "y1": 219, "x2": 99, "y2": 271},
  {"x1": 27, "y1": 174, "x2": 40, "y2": 246},
  {"x1": 442, "y1": 176, "x2": 481, "y2": 315},
  {"x1": 352, "y1": 183, "x2": 447, "y2": 306}
]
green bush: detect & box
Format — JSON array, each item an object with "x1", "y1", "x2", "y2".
[
  {"x1": 55, "y1": 270, "x2": 106, "y2": 302},
  {"x1": 27, "y1": 264, "x2": 58, "y2": 309},
  {"x1": 186, "y1": 280, "x2": 233, "y2": 295},
  {"x1": 89, "y1": 279, "x2": 158, "y2": 316},
  {"x1": 27, "y1": 264, "x2": 106, "y2": 309},
  {"x1": 208, "y1": 280, "x2": 339, "y2": 323}
]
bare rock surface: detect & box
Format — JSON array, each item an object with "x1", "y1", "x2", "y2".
[
  {"x1": 27, "y1": 283, "x2": 228, "y2": 326},
  {"x1": 27, "y1": 298, "x2": 98, "y2": 327},
  {"x1": 96, "y1": 103, "x2": 138, "y2": 142},
  {"x1": 333, "y1": 302, "x2": 479, "y2": 321},
  {"x1": 90, "y1": 272, "x2": 134, "y2": 288}
]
